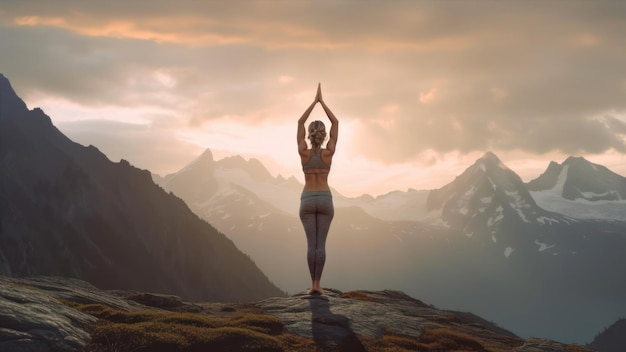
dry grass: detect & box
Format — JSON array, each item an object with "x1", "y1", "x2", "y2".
[
  {"x1": 60, "y1": 299, "x2": 565, "y2": 352},
  {"x1": 274, "y1": 333, "x2": 318, "y2": 352},
  {"x1": 566, "y1": 345, "x2": 595, "y2": 352},
  {"x1": 71, "y1": 301, "x2": 363, "y2": 352},
  {"x1": 71, "y1": 303, "x2": 504, "y2": 352},
  {"x1": 341, "y1": 291, "x2": 376, "y2": 302},
  {"x1": 417, "y1": 328, "x2": 485, "y2": 351},
  {"x1": 74, "y1": 303, "x2": 284, "y2": 352},
  {"x1": 382, "y1": 335, "x2": 423, "y2": 350},
  {"x1": 356, "y1": 328, "x2": 487, "y2": 352}
]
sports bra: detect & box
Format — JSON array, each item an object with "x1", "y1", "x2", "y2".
[{"x1": 302, "y1": 149, "x2": 330, "y2": 172}]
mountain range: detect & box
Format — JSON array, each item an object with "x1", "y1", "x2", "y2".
[
  {"x1": 156, "y1": 148, "x2": 626, "y2": 345},
  {"x1": 0, "y1": 73, "x2": 284, "y2": 301}
]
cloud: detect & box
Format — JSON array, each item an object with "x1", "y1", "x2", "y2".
[
  {"x1": 419, "y1": 88, "x2": 438, "y2": 105},
  {"x1": 2, "y1": 0, "x2": 626, "y2": 169},
  {"x1": 57, "y1": 119, "x2": 202, "y2": 175}
]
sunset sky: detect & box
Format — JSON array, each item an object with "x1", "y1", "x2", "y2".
[{"x1": 2, "y1": 1, "x2": 626, "y2": 197}]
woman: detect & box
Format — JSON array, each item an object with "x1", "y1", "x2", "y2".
[{"x1": 297, "y1": 84, "x2": 339, "y2": 295}]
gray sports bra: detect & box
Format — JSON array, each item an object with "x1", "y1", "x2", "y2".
[{"x1": 303, "y1": 149, "x2": 330, "y2": 172}]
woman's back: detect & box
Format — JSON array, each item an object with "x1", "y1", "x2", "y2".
[{"x1": 301, "y1": 148, "x2": 332, "y2": 192}]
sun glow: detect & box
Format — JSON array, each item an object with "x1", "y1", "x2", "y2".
[{"x1": 26, "y1": 96, "x2": 158, "y2": 125}]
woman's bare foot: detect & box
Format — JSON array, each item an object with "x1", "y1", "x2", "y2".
[{"x1": 308, "y1": 280, "x2": 324, "y2": 295}]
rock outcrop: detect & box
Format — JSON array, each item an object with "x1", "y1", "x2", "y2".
[{"x1": 0, "y1": 275, "x2": 594, "y2": 352}]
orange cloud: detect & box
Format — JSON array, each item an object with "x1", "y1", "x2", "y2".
[
  {"x1": 570, "y1": 33, "x2": 600, "y2": 47},
  {"x1": 490, "y1": 87, "x2": 508, "y2": 101},
  {"x1": 11, "y1": 13, "x2": 471, "y2": 52},
  {"x1": 13, "y1": 15, "x2": 248, "y2": 46},
  {"x1": 14, "y1": 15, "x2": 65, "y2": 27},
  {"x1": 419, "y1": 87, "x2": 438, "y2": 104},
  {"x1": 11, "y1": 14, "x2": 344, "y2": 50},
  {"x1": 278, "y1": 75, "x2": 294, "y2": 84},
  {"x1": 381, "y1": 104, "x2": 400, "y2": 114}
]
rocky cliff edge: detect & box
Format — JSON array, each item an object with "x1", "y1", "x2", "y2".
[{"x1": 0, "y1": 275, "x2": 593, "y2": 352}]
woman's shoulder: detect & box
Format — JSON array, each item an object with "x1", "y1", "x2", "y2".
[
  {"x1": 321, "y1": 147, "x2": 334, "y2": 156},
  {"x1": 299, "y1": 147, "x2": 311, "y2": 156}
]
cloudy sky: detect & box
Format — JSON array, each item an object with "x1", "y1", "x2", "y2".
[{"x1": 2, "y1": 1, "x2": 626, "y2": 197}]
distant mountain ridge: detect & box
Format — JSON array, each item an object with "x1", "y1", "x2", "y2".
[
  {"x1": 527, "y1": 156, "x2": 626, "y2": 221},
  {"x1": 528, "y1": 156, "x2": 626, "y2": 201},
  {"x1": 0, "y1": 73, "x2": 284, "y2": 301}
]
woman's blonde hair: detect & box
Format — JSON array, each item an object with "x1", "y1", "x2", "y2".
[{"x1": 307, "y1": 120, "x2": 327, "y2": 147}]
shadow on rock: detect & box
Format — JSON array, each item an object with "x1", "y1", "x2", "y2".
[{"x1": 307, "y1": 295, "x2": 366, "y2": 352}]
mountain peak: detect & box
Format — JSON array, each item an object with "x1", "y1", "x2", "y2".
[
  {"x1": 216, "y1": 155, "x2": 274, "y2": 182},
  {"x1": 476, "y1": 151, "x2": 511, "y2": 172},
  {"x1": 481, "y1": 151, "x2": 500, "y2": 162},
  {"x1": 527, "y1": 161, "x2": 563, "y2": 191},
  {"x1": 563, "y1": 155, "x2": 590, "y2": 166},
  {"x1": 0, "y1": 73, "x2": 29, "y2": 119},
  {"x1": 529, "y1": 156, "x2": 626, "y2": 201},
  {"x1": 427, "y1": 151, "x2": 544, "y2": 230},
  {"x1": 193, "y1": 148, "x2": 215, "y2": 166},
  {"x1": 177, "y1": 148, "x2": 214, "y2": 174},
  {"x1": 199, "y1": 148, "x2": 214, "y2": 161}
]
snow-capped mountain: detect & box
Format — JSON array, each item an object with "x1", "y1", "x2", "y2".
[
  {"x1": 345, "y1": 154, "x2": 626, "y2": 224},
  {"x1": 529, "y1": 156, "x2": 626, "y2": 201},
  {"x1": 528, "y1": 157, "x2": 626, "y2": 221},
  {"x1": 423, "y1": 152, "x2": 625, "y2": 260},
  {"x1": 426, "y1": 151, "x2": 566, "y2": 234},
  {"x1": 161, "y1": 149, "x2": 302, "y2": 216},
  {"x1": 0, "y1": 73, "x2": 284, "y2": 301}
]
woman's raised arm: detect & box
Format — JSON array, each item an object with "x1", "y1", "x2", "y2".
[
  {"x1": 297, "y1": 95, "x2": 318, "y2": 155},
  {"x1": 319, "y1": 87, "x2": 338, "y2": 154}
]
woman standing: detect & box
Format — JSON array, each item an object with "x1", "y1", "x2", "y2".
[{"x1": 297, "y1": 84, "x2": 339, "y2": 295}]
